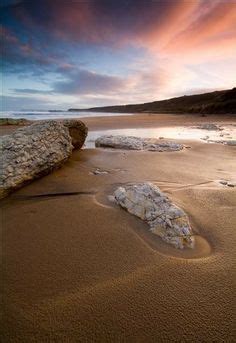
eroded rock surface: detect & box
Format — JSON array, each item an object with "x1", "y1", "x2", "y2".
[
  {"x1": 96, "y1": 135, "x2": 183, "y2": 151},
  {"x1": 0, "y1": 121, "x2": 73, "y2": 198},
  {"x1": 62, "y1": 119, "x2": 88, "y2": 149},
  {"x1": 114, "y1": 183, "x2": 194, "y2": 249}
]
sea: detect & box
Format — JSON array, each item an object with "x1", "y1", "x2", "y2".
[{"x1": 0, "y1": 110, "x2": 133, "y2": 121}]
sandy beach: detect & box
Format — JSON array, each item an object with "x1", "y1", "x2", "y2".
[{"x1": 1, "y1": 113, "x2": 236, "y2": 342}]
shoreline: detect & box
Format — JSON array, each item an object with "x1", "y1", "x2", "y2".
[{"x1": 1, "y1": 112, "x2": 236, "y2": 136}]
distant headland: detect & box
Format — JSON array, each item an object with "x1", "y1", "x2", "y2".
[{"x1": 68, "y1": 88, "x2": 236, "y2": 114}]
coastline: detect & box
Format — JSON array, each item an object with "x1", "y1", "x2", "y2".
[{"x1": 1, "y1": 112, "x2": 235, "y2": 135}]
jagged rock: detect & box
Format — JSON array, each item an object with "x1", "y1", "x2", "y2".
[
  {"x1": 114, "y1": 182, "x2": 194, "y2": 249},
  {"x1": 0, "y1": 121, "x2": 73, "y2": 199},
  {"x1": 95, "y1": 135, "x2": 183, "y2": 151},
  {"x1": 61, "y1": 119, "x2": 88, "y2": 149}
]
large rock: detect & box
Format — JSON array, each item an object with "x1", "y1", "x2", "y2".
[
  {"x1": 0, "y1": 121, "x2": 73, "y2": 198},
  {"x1": 114, "y1": 183, "x2": 194, "y2": 249},
  {"x1": 61, "y1": 119, "x2": 88, "y2": 149},
  {"x1": 95, "y1": 135, "x2": 183, "y2": 151},
  {"x1": 0, "y1": 118, "x2": 88, "y2": 149}
]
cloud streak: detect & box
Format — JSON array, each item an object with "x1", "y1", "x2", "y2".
[{"x1": 53, "y1": 69, "x2": 127, "y2": 95}]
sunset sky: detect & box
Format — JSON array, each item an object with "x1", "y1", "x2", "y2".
[{"x1": 1, "y1": 0, "x2": 236, "y2": 110}]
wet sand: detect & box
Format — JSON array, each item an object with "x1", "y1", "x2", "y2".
[
  {"x1": 1, "y1": 114, "x2": 236, "y2": 342},
  {"x1": 82, "y1": 112, "x2": 236, "y2": 131}
]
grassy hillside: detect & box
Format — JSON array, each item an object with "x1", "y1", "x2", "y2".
[{"x1": 69, "y1": 88, "x2": 236, "y2": 114}]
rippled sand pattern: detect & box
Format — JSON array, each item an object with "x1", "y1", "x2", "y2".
[{"x1": 1, "y1": 116, "x2": 236, "y2": 342}]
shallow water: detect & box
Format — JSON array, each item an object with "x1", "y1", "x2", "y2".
[{"x1": 85, "y1": 126, "x2": 236, "y2": 148}]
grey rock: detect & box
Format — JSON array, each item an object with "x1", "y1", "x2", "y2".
[
  {"x1": 219, "y1": 180, "x2": 228, "y2": 185},
  {"x1": 95, "y1": 135, "x2": 183, "y2": 152},
  {"x1": 0, "y1": 121, "x2": 73, "y2": 199},
  {"x1": 226, "y1": 140, "x2": 236, "y2": 146},
  {"x1": 114, "y1": 182, "x2": 194, "y2": 249},
  {"x1": 219, "y1": 180, "x2": 236, "y2": 187},
  {"x1": 207, "y1": 139, "x2": 236, "y2": 146},
  {"x1": 201, "y1": 136, "x2": 210, "y2": 141},
  {"x1": 227, "y1": 182, "x2": 236, "y2": 187},
  {"x1": 91, "y1": 168, "x2": 109, "y2": 175}
]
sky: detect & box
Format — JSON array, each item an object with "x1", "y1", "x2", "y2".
[{"x1": 1, "y1": 0, "x2": 236, "y2": 110}]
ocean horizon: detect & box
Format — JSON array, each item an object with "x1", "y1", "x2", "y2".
[{"x1": 0, "y1": 110, "x2": 134, "y2": 121}]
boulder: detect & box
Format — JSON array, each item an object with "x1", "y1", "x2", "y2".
[
  {"x1": 61, "y1": 119, "x2": 88, "y2": 149},
  {"x1": 0, "y1": 121, "x2": 73, "y2": 198},
  {"x1": 114, "y1": 183, "x2": 194, "y2": 249},
  {"x1": 95, "y1": 135, "x2": 183, "y2": 152}
]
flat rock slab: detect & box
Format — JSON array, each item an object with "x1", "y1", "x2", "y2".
[
  {"x1": 207, "y1": 139, "x2": 236, "y2": 146},
  {"x1": 114, "y1": 182, "x2": 194, "y2": 249},
  {"x1": 95, "y1": 135, "x2": 183, "y2": 151}
]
